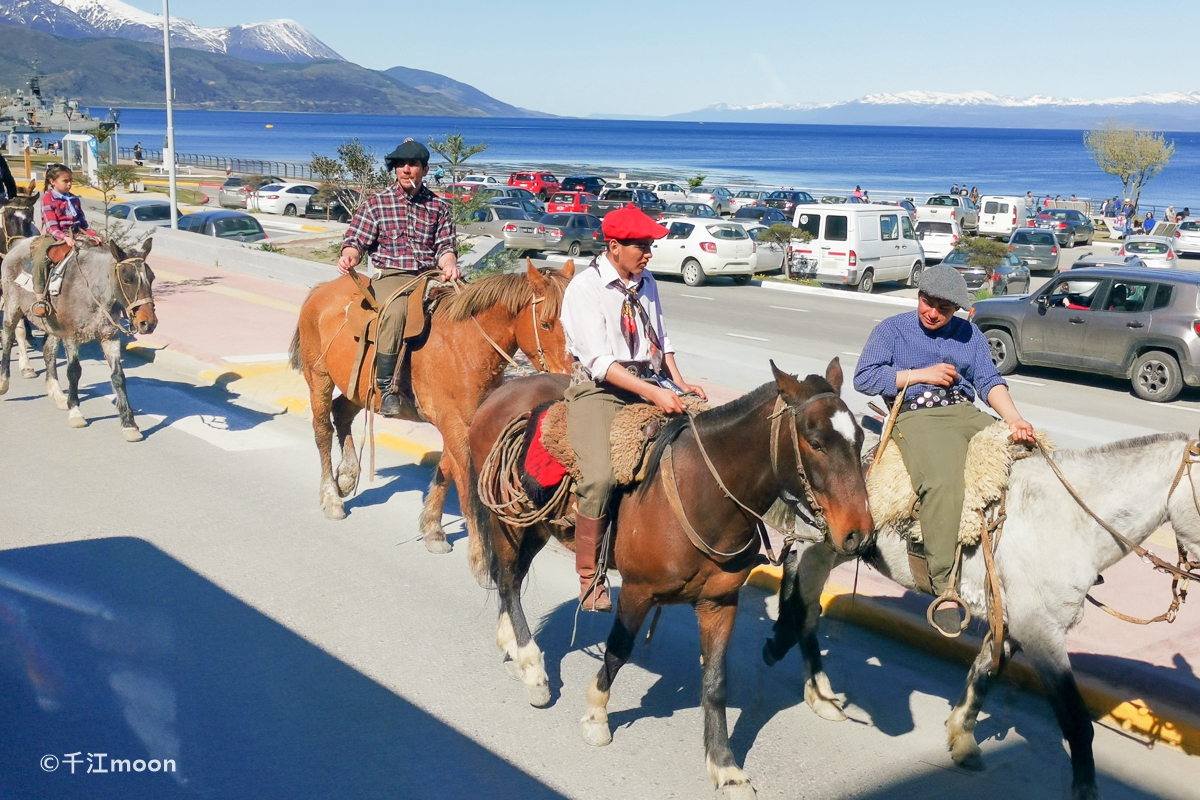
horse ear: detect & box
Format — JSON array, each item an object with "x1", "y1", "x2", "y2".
[
  {"x1": 560, "y1": 259, "x2": 575, "y2": 280},
  {"x1": 770, "y1": 359, "x2": 804, "y2": 403},
  {"x1": 24, "y1": 180, "x2": 35, "y2": 195},
  {"x1": 825, "y1": 357, "x2": 844, "y2": 395},
  {"x1": 29, "y1": 190, "x2": 40, "y2": 203},
  {"x1": 108, "y1": 241, "x2": 124, "y2": 261},
  {"x1": 140, "y1": 237, "x2": 153, "y2": 258},
  {"x1": 526, "y1": 259, "x2": 547, "y2": 291}
]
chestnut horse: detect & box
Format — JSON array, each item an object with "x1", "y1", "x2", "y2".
[
  {"x1": 288, "y1": 261, "x2": 573, "y2": 562},
  {"x1": 465, "y1": 360, "x2": 875, "y2": 798}
]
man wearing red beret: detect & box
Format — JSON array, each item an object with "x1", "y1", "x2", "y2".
[{"x1": 560, "y1": 205, "x2": 708, "y2": 611}]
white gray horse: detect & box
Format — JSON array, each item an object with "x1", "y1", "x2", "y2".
[
  {"x1": 763, "y1": 431, "x2": 1200, "y2": 800},
  {"x1": 0, "y1": 237, "x2": 157, "y2": 440}
]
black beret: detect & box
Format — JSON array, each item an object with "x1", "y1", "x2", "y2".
[{"x1": 385, "y1": 138, "x2": 430, "y2": 166}]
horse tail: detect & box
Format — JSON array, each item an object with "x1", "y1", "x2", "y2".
[
  {"x1": 288, "y1": 325, "x2": 303, "y2": 371},
  {"x1": 464, "y1": 457, "x2": 500, "y2": 588}
]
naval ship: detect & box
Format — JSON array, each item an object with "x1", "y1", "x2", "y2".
[{"x1": 0, "y1": 65, "x2": 102, "y2": 135}]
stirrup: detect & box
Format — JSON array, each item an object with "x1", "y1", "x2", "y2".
[
  {"x1": 579, "y1": 578, "x2": 612, "y2": 613},
  {"x1": 31, "y1": 299, "x2": 50, "y2": 318},
  {"x1": 927, "y1": 591, "x2": 971, "y2": 638}
]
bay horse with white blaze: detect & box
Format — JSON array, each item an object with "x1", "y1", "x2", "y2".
[
  {"x1": 466, "y1": 359, "x2": 874, "y2": 798},
  {"x1": 288, "y1": 262, "x2": 573, "y2": 562}
]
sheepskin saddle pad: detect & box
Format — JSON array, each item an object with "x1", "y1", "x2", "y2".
[
  {"x1": 866, "y1": 421, "x2": 1054, "y2": 546},
  {"x1": 520, "y1": 396, "x2": 710, "y2": 504}
]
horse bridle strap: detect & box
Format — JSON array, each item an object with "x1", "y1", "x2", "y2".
[
  {"x1": 114, "y1": 257, "x2": 154, "y2": 313},
  {"x1": 660, "y1": 442, "x2": 762, "y2": 562},
  {"x1": 769, "y1": 393, "x2": 838, "y2": 537}
]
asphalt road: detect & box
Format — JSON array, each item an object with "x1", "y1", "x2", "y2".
[{"x1": 2, "y1": 334, "x2": 1198, "y2": 799}]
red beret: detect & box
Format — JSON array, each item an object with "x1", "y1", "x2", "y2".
[{"x1": 602, "y1": 204, "x2": 669, "y2": 241}]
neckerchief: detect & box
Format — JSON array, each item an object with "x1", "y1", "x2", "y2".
[
  {"x1": 616, "y1": 277, "x2": 664, "y2": 374},
  {"x1": 51, "y1": 188, "x2": 78, "y2": 219}
]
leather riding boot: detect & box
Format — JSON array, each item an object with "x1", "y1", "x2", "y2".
[
  {"x1": 574, "y1": 514, "x2": 612, "y2": 612},
  {"x1": 375, "y1": 352, "x2": 403, "y2": 417}
]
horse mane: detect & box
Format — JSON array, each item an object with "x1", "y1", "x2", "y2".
[
  {"x1": 439, "y1": 268, "x2": 569, "y2": 323},
  {"x1": 1057, "y1": 431, "x2": 1189, "y2": 461}
]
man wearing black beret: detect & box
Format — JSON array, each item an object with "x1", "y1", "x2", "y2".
[{"x1": 339, "y1": 139, "x2": 461, "y2": 417}]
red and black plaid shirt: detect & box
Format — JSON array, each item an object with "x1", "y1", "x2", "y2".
[
  {"x1": 41, "y1": 190, "x2": 97, "y2": 241},
  {"x1": 342, "y1": 183, "x2": 456, "y2": 273}
]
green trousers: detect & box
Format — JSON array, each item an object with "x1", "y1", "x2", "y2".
[
  {"x1": 565, "y1": 379, "x2": 635, "y2": 518},
  {"x1": 891, "y1": 403, "x2": 997, "y2": 594},
  {"x1": 371, "y1": 270, "x2": 420, "y2": 355},
  {"x1": 31, "y1": 236, "x2": 55, "y2": 294}
]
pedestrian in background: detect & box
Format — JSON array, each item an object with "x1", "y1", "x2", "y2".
[
  {"x1": 1166, "y1": 206, "x2": 1177, "y2": 223},
  {"x1": 853, "y1": 185, "x2": 863, "y2": 199},
  {"x1": 969, "y1": 186, "x2": 979, "y2": 204},
  {"x1": 1143, "y1": 212, "x2": 1156, "y2": 234},
  {"x1": 133, "y1": 142, "x2": 143, "y2": 167},
  {"x1": 1025, "y1": 191, "x2": 1034, "y2": 214},
  {"x1": 1181, "y1": 208, "x2": 1191, "y2": 222},
  {"x1": 951, "y1": 183, "x2": 959, "y2": 196}
]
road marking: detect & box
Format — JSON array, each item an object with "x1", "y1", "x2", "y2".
[
  {"x1": 682, "y1": 293, "x2": 713, "y2": 300},
  {"x1": 1007, "y1": 378, "x2": 1046, "y2": 387},
  {"x1": 1169, "y1": 405, "x2": 1200, "y2": 415},
  {"x1": 842, "y1": 351, "x2": 861, "y2": 357},
  {"x1": 726, "y1": 333, "x2": 769, "y2": 342},
  {"x1": 769, "y1": 305, "x2": 810, "y2": 312}
]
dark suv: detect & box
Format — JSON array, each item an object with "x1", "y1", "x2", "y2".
[
  {"x1": 560, "y1": 175, "x2": 606, "y2": 195},
  {"x1": 971, "y1": 267, "x2": 1200, "y2": 402},
  {"x1": 764, "y1": 190, "x2": 816, "y2": 217},
  {"x1": 1034, "y1": 208, "x2": 1095, "y2": 247}
]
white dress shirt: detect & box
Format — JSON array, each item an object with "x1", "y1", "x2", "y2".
[{"x1": 560, "y1": 255, "x2": 674, "y2": 381}]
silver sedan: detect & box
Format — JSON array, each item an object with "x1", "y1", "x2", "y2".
[{"x1": 460, "y1": 206, "x2": 546, "y2": 252}]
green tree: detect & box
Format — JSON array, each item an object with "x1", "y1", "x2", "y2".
[
  {"x1": 950, "y1": 235, "x2": 1009, "y2": 270},
  {"x1": 757, "y1": 224, "x2": 812, "y2": 279},
  {"x1": 311, "y1": 139, "x2": 391, "y2": 217},
  {"x1": 687, "y1": 174, "x2": 707, "y2": 191},
  {"x1": 427, "y1": 133, "x2": 488, "y2": 182},
  {"x1": 82, "y1": 163, "x2": 140, "y2": 246},
  {"x1": 1083, "y1": 120, "x2": 1175, "y2": 214}
]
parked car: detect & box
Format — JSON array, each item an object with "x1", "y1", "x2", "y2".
[
  {"x1": 476, "y1": 186, "x2": 544, "y2": 213},
  {"x1": 878, "y1": 199, "x2": 918, "y2": 222},
  {"x1": 641, "y1": 181, "x2": 689, "y2": 204},
  {"x1": 560, "y1": 175, "x2": 606, "y2": 195},
  {"x1": 1175, "y1": 220, "x2": 1200, "y2": 256},
  {"x1": 741, "y1": 223, "x2": 785, "y2": 273},
  {"x1": 546, "y1": 191, "x2": 598, "y2": 214},
  {"x1": 730, "y1": 189, "x2": 769, "y2": 213},
  {"x1": 304, "y1": 189, "x2": 359, "y2": 223},
  {"x1": 106, "y1": 198, "x2": 181, "y2": 227},
  {"x1": 459, "y1": 175, "x2": 501, "y2": 185},
  {"x1": 1119, "y1": 236, "x2": 1179, "y2": 269},
  {"x1": 508, "y1": 171, "x2": 560, "y2": 200},
  {"x1": 942, "y1": 250, "x2": 1030, "y2": 296},
  {"x1": 250, "y1": 182, "x2": 320, "y2": 216},
  {"x1": 490, "y1": 196, "x2": 547, "y2": 218},
  {"x1": 914, "y1": 219, "x2": 961, "y2": 262},
  {"x1": 1065, "y1": 253, "x2": 1150, "y2": 271},
  {"x1": 971, "y1": 267, "x2": 1200, "y2": 402},
  {"x1": 920, "y1": 195, "x2": 979, "y2": 232},
  {"x1": 459, "y1": 206, "x2": 546, "y2": 252},
  {"x1": 687, "y1": 186, "x2": 734, "y2": 216},
  {"x1": 1033, "y1": 208, "x2": 1095, "y2": 247},
  {"x1": 540, "y1": 212, "x2": 604, "y2": 256},
  {"x1": 763, "y1": 190, "x2": 816, "y2": 217},
  {"x1": 788, "y1": 205, "x2": 924, "y2": 292},
  {"x1": 176, "y1": 210, "x2": 266, "y2": 242},
  {"x1": 978, "y1": 195, "x2": 1032, "y2": 239},
  {"x1": 649, "y1": 218, "x2": 756, "y2": 286},
  {"x1": 218, "y1": 174, "x2": 285, "y2": 209},
  {"x1": 733, "y1": 206, "x2": 789, "y2": 224},
  {"x1": 658, "y1": 202, "x2": 719, "y2": 221},
  {"x1": 820, "y1": 195, "x2": 867, "y2": 204},
  {"x1": 1007, "y1": 228, "x2": 1059, "y2": 272},
  {"x1": 588, "y1": 188, "x2": 665, "y2": 218}
]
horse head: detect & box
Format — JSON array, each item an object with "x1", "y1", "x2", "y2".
[
  {"x1": 515, "y1": 259, "x2": 574, "y2": 375},
  {"x1": 0, "y1": 184, "x2": 39, "y2": 253},
  {"x1": 107, "y1": 238, "x2": 157, "y2": 335},
  {"x1": 771, "y1": 358, "x2": 874, "y2": 556}
]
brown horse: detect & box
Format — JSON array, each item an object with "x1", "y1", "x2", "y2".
[
  {"x1": 288, "y1": 261, "x2": 574, "y2": 563},
  {"x1": 465, "y1": 359, "x2": 875, "y2": 798}
]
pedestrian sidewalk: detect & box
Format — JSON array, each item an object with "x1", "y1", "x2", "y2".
[{"x1": 129, "y1": 251, "x2": 1200, "y2": 757}]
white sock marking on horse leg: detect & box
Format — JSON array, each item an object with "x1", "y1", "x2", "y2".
[
  {"x1": 495, "y1": 613, "x2": 519, "y2": 660},
  {"x1": 830, "y1": 410, "x2": 857, "y2": 443},
  {"x1": 706, "y1": 757, "x2": 751, "y2": 788},
  {"x1": 515, "y1": 640, "x2": 547, "y2": 687},
  {"x1": 581, "y1": 677, "x2": 609, "y2": 725}
]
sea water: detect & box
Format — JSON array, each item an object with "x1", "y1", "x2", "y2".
[{"x1": 103, "y1": 108, "x2": 1200, "y2": 210}]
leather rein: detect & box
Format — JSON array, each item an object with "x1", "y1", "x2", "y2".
[
  {"x1": 660, "y1": 391, "x2": 838, "y2": 563},
  {"x1": 69, "y1": 249, "x2": 154, "y2": 334}
]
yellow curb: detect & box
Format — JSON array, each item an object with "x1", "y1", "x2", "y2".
[
  {"x1": 375, "y1": 431, "x2": 441, "y2": 462},
  {"x1": 300, "y1": 225, "x2": 325, "y2": 232},
  {"x1": 744, "y1": 564, "x2": 1200, "y2": 755},
  {"x1": 152, "y1": 268, "x2": 302, "y2": 314}
]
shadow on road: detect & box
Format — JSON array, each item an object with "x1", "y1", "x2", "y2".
[{"x1": 0, "y1": 538, "x2": 567, "y2": 800}]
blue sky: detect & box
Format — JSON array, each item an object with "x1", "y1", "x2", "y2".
[{"x1": 127, "y1": 1, "x2": 1199, "y2": 117}]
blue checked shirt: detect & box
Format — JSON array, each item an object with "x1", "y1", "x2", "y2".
[{"x1": 853, "y1": 312, "x2": 1006, "y2": 406}]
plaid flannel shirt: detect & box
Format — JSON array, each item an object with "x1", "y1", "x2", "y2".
[
  {"x1": 40, "y1": 190, "x2": 97, "y2": 241},
  {"x1": 342, "y1": 183, "x2": 455, "y2": 273}
]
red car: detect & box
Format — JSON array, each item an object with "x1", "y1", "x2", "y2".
[
  {"x1": 508, "y1": 171, "x2": 561, "y2": 200},
  {"x1": 546, "y1": 191, "x2": 598, "y2": 214}
]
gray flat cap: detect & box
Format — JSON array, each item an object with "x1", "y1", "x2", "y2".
[{"x1": 917, "y1": 264, "x2": 971, "y2": 310}]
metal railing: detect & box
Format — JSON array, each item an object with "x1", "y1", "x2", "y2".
[{"x1": 118, "y1": 147, "x2": 314, "y2": 180}]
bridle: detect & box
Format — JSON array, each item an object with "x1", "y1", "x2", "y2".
[
  {"x1": 469, "y1": 291, "x2": 551, "y2": 375},
  {"x1": 76, "y1": 251, "x2": 155, "y2": 334},
  {"x1": 660, "y1": 390, "x2": 842, "y2": 564},
  {"x1": 0, "y1": 203, "x2": 31, "y2": 253}
]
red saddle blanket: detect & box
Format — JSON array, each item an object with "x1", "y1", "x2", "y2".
[{"x1": 522, "y1": 403, "x2": 568, "y2": 491}]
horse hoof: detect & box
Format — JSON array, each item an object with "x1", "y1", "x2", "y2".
[
  {"x1": 52, "y1": 395, "x2": 68, "y2": 411},
  {"x1": 322, "y1": 503, "x2": 346, "y2": 521},
  {"x1": 122, "y1": 428, "x2": 144, "y2": 443},
  {"x1": 67, "y1": 411, "x2": 87, "y2": 428},
  {"x1": 524, "y1": 682, "x2": 551, "y2": 708},
  {"x1": 580, "y1": 719, "x2": 612, "y2": 747},
  {"x1": 805, "y1": 678, "x2": 847, "y2": 722},
  {"x1": 721, "y1": 785, "x2": 757, "y2": 800},
  {"x1": 949, "y1": 735, "x2": 983, "y2": 770},
  {"x1": 21, "y1": 368, "x2": 36, "y2": 379},
  {"x1": 503, "y1": 656, "x2": 524, "y2": 682},
  {"x1": 336, "y1": 467, "x2": 358, "y2": 496},
  {"x1": 424, "y1": 535, "x2": 453, "y2": 555}
]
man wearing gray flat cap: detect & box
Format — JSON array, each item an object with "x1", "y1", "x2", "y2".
[{"x1": 854, "y1": 264, "x2": 1033, "y2": 635}]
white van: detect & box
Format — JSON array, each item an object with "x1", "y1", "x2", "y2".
[
  {"x1": 788, "y1": 204, "x2": 924, "y2": 292},
  {"x1": 977, "y1": 195, "x2": 1031, "y2": 239}
]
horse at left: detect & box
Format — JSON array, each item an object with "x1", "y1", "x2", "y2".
[{"x1": 0, "y1": 236, "x2": 157, "y2": 441}]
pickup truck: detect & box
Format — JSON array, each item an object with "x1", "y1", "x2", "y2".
[
  {"x1": 587, "y1": 188, "x2": 666, "y2": 219},
  {"x1": 918, "y1": 195, "x2": 979, "y2": 233}
]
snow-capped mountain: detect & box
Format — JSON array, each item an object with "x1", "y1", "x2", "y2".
[
  {"x1": 0, "y1": 0, "x2": 344, "y2": 63},
  {"x1": 670, "y1": 90, "x2": 1200, "y2": 129}
]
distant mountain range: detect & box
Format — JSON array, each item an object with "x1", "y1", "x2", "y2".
[
  {"x1": 382, "y1": 66, "x2": 552, "y2": 119},
  {"x1": 667, "y1": 91, "x2": 1200, "y2": 129}
]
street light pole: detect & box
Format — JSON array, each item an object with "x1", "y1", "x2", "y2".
[{"x1": 162, "y1": 0, "x2": 178, "y2": 229}]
